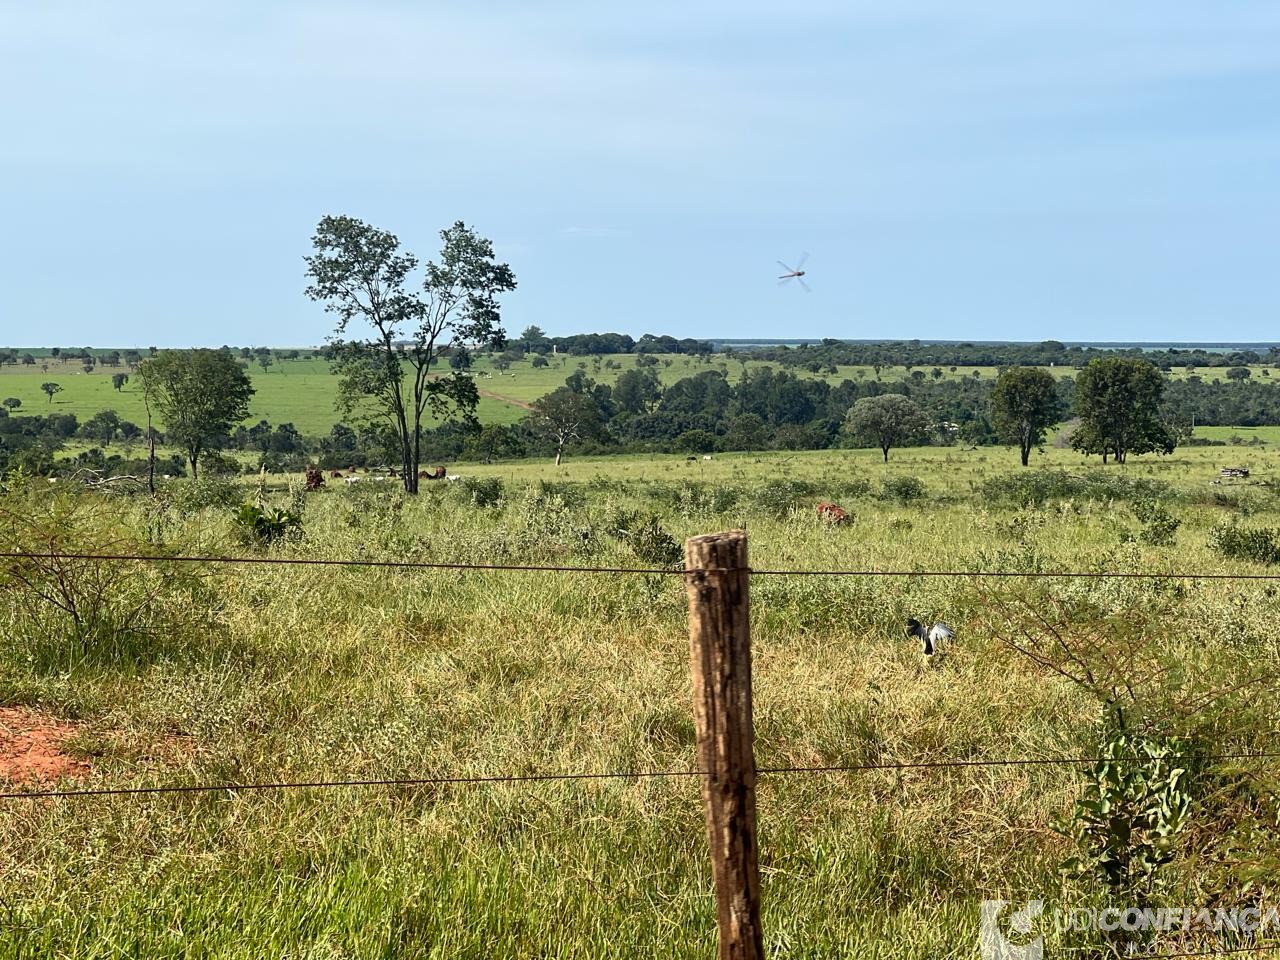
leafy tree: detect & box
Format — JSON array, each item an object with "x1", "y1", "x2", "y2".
[
  {"x1": 462, "y1": 423, "x2": 525, "y2": 463},
  {"x1": 991, "y1": 367, "x2": 1062, "y2": 466},
  {"x1": 111, "y1": 373, "x2": 129, "y2": 392},
  {"x1": 79, "y1": 410, "x2": 121, "y2": 443},
  {"x1": 41, "y1": 382, "x2": 62, "y2": 404},
  {"x1": 844, "y1": 394, "x2": 927, "y2": 462},
  {"x1": 2, "y1": 398, "x2": 19, "y2": 411},
  {"x1": 258, "y1": 355, "x2": 274, "y2": 373},
  {"x1": 448, "y1": 346, "x2": 473, "y2": 371},
  {"x1": 721, "y1": 413, "x2": 768, "y2": 451},
  {"x1": 138, "y1": 349, "x2": 255, "y2": 479},
  {"x1": 531, "y1": 355, "x2": 549, "y2": 368},
  {"x1": 1070, "y1": 357, "x2": 1169, "y2": 464},
  {"x1": 305, "y1": 216, "x2": 515, "y2": 493},
  {"x1": 528, "y1": 386, "x2": 603, "y2": 465},
  {"x1": 613, "y1": 368, "x2": 662, "y2": 415},
  {"x1": 1226, "y1": 366, "x2": 1252, "y2": 382}
]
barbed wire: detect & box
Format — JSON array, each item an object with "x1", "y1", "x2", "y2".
[
  {"x1": 6, "y1": 750, "x2": 1279, "y2": 802},
  {"x1": 3, "y1": 550, "x2": 1280, "y2": 581}
]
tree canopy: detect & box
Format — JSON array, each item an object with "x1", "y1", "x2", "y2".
[
  {"x1": 305, "y1": 216, "x2": 515, "y2": 492},
  {"x1": 138, "y1": 349, "x2": 255, "y2": 478},
  {"x1": 991, "y1": 367, "x2": 1062, "y2": 466},
  {"x1": 844, "y1": 394, "x2": 928, "y2": 462},
  {"x1": 1070, "y1": 357, "x2": 1169, "y2": 464}
]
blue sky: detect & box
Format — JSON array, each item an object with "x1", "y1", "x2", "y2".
[{"x1": 1, "y1": 2, "x2": 1277, "y2": 347}]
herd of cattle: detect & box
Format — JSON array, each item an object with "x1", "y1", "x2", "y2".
[{"x1": 304, "y1": 465, "x2": 459, "y2": 489}]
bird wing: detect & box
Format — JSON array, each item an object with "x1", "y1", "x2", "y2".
[{"x1": 930, "y1": 623, "x2": 955, "y2": 641}]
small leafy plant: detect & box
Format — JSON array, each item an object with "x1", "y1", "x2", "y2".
[
  {"x1": 1131, "y1": 498, "x2": 1180, "y2": 547},
  {"x1": 232, "y1": 502, "x2": 302, "y2": 546},
  {"x1": 1059, "y1": 729, "x2": 1193, "y2": 901}
]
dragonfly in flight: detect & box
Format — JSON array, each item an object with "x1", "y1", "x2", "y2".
[{"x1": 777, "y1": 253, "x2": 810, "y2": 292}]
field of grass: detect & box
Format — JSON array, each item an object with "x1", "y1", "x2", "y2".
[
  {"x1": 4, "y1": 445, "x2": 1280, "y2": 956},
  {"x1": 6, "y1": 354, "x2": 1280, "y2": 440}
]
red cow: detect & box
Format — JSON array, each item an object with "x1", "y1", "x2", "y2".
[{"x1": 816, "y1": 501, "x2": 849, "y2": 525}]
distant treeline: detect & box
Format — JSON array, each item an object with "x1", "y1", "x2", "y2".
[
  {"x1": 8, "y1": 364, "x2": 1280, "y2": 477},
  {"x1": 753, "y1": 338, "x2": 1280, "y2": 371}
]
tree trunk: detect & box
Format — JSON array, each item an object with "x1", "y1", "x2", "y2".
[
  {"x1": 881, "y1": 446, "x2": 889, "y2": 463},
  {"x1": 1020, "y1": 445, "x2": 1030, "y2": 466},
  {"x1": 189, "y1": 449, "x2": 199, "y2": 480},
  {"x1": 555, "y1": 446, "x2": 563, "y2": 466}
]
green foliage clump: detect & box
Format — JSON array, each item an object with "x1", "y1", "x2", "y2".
[
  {"x1": 751, "y1": 478, "x2": 819, "y2": 518},
  {"x1": 622, "y1": 515, "x2": 683, "y2": 568},
  {"x1": 232, "y1": 502, "x2": 302, "y2": 546},
  {"x1": 1208, "y1": 521, "x2": 1280, "y2": 565},
  {"x1": 981, "y1": 470, "x2": 1172, "y2": 508},
  {"x1": 879, "y1": 475, "x2": 926, "y2": 503},
  {"x1": 1059, "y1": 730, "x2": 1192, "y2": 901},
  {"x1": 0, "y1": 485, "x2": 200, "y2": 664},
  {"x1": 456, "y1": 476, "x2": 504, "y2": 508},
  {"x1": 1131, "y1": 499, "x2": 1181, "y2": 547},
  {"x1": 168, "y1": 475, "x2": 242, "y2": 511}
]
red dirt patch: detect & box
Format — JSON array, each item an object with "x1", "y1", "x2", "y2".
[{"x1": 0, "y1": 706, "x2": 90, "y2": 784}]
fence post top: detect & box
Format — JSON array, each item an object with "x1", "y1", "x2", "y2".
[{"x1": 685, "y1": 530, "x2": 747, "y2": 548}]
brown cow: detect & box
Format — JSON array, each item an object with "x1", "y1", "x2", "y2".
[
  {"x1": 330, "y1": 471, "x2": 344, "y2": 479},
  {"x1": 816, "y1": 501, "x2": 849, "y2": 525}
]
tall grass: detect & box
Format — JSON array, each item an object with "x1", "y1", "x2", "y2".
[{"x1": 3, "y1": 447, "x2": 1280, "y2": 957}]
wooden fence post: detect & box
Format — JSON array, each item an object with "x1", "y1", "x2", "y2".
[{"x1": 684, "y1": 530, "x2": 763, "y2": 960}]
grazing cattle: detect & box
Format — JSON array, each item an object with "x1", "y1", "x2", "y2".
[
  {"x1": 344, "y1": 476, "x2": 361, "y2": 484},
  {"x1": 702, "y1": 454, "x2": 713, "y2": 460},
  {"x1": 330, "y1": 471, "x2": 344, "y2": 479},
  {"x1": 816, "y1": 501, "x2": 849, "y2": 524},
  {"x1": 417, "y1": 466, "x2": 447, "y2": 480},
  {"x1": 685, "y1": 456, "x2": 697, "y2": 462},
  {"x1": 304, "y1": 467, "x2": 326, "y2": 491}
]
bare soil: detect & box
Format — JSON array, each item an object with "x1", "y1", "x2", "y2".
[{"x1": 0, "y1": 706, "x2": 90, "y2": 784}]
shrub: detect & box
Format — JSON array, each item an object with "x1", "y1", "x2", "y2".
[
  {"x1": 1208, "y1": 521, "x2": 1280, "y2": 565},
  {"x1": 622, "y1": 515, "x2": 682, "y2": 568},
  {"x1": 751, "y1": 478, "x2": 819, "y2": 518},
  {"x1": 456, "y1": 476, "x2": 504, "y2": 508},
  {"x1": 1131, "y1": 499, "x2": 1180, "y2": 547},
  {"x1": 232, "y1": 502, "x2": 302, "y2": 546},
  {"x1": 168, "y1": 475, "x2": 241, "y2": 511},
  {"x1": 981, "y1": 470, "x2": 1171, "y2": 508},
  {"x1": 0, "y1": 486, "x2": 199, "y2": 663},
  {"x1": 1059, "y1": 730, "x2": 1192, "y2": 902},
  {"x1": 879, "y1": 475, "x2": 926, "y2": 503}
]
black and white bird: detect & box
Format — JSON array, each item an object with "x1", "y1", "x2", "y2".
[{"x1": 905, "y1": 618, "x2": 954, "y2": 657}]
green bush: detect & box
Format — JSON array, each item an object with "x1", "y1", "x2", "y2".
[
  {"x1": 456, "y1": 476, "x2": 504, "y2": 508},
  {"x1": 1059, "y1": 730, "x2": 1192, "y2": 902},
  {"x1": 232, "y1": 502, "x2": 302, "y2": 546},
  {"x1": 1131, "y1": 499, "x2": 1180, "y2": 547},
  {"x1": 169, "y1": 475, "x2": 241, "y2": 511},
  {"x1": 751, "y1": 479, "x2": 819, "y2": 518},
  {"x1": 879, "y1": 475, "x2": 926, "y2": 503},
  {"x1": 981, "y1": 470, "x2": 1172, "y2": 508},
  {"x1": 622, "y1": 515, "x2": 682, "y2": 568},
  {"x1": 1208, "y1": 521, "x2": 1280, "y2": 565}
]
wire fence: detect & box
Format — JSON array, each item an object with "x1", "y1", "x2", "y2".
[
  {"x1": 5, "y1": 549, "x2": 1280, "y2": 580},
  {"x1": 4, "y1": 544, "x2": 1280, "y2": 954},
  {"x1": 6, "y1": 751, "x2": 1280, "y2": 802}
]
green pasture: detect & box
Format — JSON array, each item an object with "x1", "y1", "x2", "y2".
[
  {"x1": 3, "y1": 354, "x2": 1279, "y2": 438},
  {"x1": 4, "y1": 445, "x2": 1280, "y2": 956}
]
